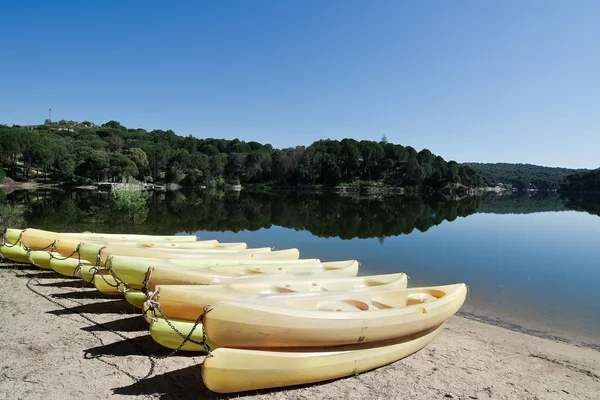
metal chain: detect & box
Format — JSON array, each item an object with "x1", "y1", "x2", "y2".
[
  {"x1": 104, "y1": 257, "x2": 139, "y2": 293},
  {"x1": 48, "y1": 243, "x2": 81, "y2": 261},
  {"x1": 144, "y1": 301, "x2": 214, "y2": 357},
  {"x1": 22, "y1": 240, "x2": 57, "y2": 253}
]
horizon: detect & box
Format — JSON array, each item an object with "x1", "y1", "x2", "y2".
[{"x1": 1, "y1": 1, "x2": 598, "y2": 169}]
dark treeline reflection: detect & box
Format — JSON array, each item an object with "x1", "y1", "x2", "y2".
[
  {"x1": 477, "y1": 192, "x2": 567, "y2": 214},
  {"x1": 5, "y1": 190, "x2": 481, "y2": 239},
  {"x1": 562, "y1": 194, "x2": 600, "y2": 217},
  {"x1": 5, "y1": 190, "x2": 599, "y2": 239}
]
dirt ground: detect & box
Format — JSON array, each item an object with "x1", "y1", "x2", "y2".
[{"x1": 0, "y1": 262, "x2": 598, "y2": 400}]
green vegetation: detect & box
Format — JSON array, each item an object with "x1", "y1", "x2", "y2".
[
  {"x1": 0, "y1": 121, "x2": 481, "y2": 192},
  {"x1": 8, "y1": 190, "x2": 481, "y2": 239},
  {"x1": 111, "y1": 190, "x2": 149, "y2": 224},
  {"x1": 464, "y1": 163, "x2": 586, "y2": 190},
  {"x1": 560, "y1": 169, "x2": 600, "y2": 193}
]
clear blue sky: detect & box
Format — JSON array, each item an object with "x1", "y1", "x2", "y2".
[{"x1": 1, "y1": 0, "x2": 598, "y2": 168}]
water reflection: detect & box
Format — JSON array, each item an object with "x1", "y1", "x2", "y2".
[{"x1": 5, "y1": 190, "x2": 485, "y2": 238}]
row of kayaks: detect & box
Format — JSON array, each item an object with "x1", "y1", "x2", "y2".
[{"x1": 0, "y1": 228, "x2": 467, "y2": 393}]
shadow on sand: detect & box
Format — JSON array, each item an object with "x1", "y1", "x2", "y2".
[
  {"x1": 112, "y1": 364, "x2": 219, "y2": 400},
  {"x1": 52, "y1": 290, "x2": 113, "y2": 300},
  {"x1": 48, "y1": 299, "x2": 137, "y2": 315},
  {"x1": 84, "y1": 334, "x2": 169, "y2": 358},
  {"x1": 82, "y1": 315, "x2": 149, "y2": 333}
]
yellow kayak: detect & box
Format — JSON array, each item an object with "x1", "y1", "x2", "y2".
[
  {"x1": 27, "y1": 251, "x2": 63, "y2": 270},
  {"x1": 93, "y1": 273, "x2": 124, "y2": 296},
  {"x1": 77, "y1": 243, "x2": 275, "y2": 264},
  {"x1": 80, "y1": 243, "x2": 300, "y2": 265},
  {"x1": 51, "y1": 238, "x2": 248, "y2": 258},
  {"x1": 50, "y1": 257, "x2": 93, "y2": 278},
  {"x1": 100, "y1": 261, "x2": 359, "y2": 297},
  {"x1": 204, "y1": 284, "x2": 467, "y2": 348},
  {"x1": 106, "y1": 255, "x2": 321, "y2": 285},
  {"x1": 139, "y1": 273, "x2": 408, "y2": 318},
  {"x1": 202, "y1": 323, "x2": 445, "y2": 393},
  {"x1": 121, "y1": 260, "x2": 359, "y2": 290},
  {"x1": 11, "y1": 228, "x2": 198, "y2": 250},
  {"x1": 0, "y1": 244, "x2": 31, "y2": 264}
]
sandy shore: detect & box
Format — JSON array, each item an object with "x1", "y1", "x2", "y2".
[{"x1": 0, "y1": 263, "x2": 598, "y2": 400}]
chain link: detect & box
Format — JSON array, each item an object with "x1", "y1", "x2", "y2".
[{"x1": 144, "y1": 300, "x2": 214, "y2": 357}]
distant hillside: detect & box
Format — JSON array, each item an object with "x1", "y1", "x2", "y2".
[
  {"x1": 463, "y1": 163, "x2": 588, "y2": 190},
  {"x1": 560, "y1": 169, "x2": 600, "y2": 193}
]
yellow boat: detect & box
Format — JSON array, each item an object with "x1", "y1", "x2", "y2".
[
  {"x1": 202, "y1": 323, "x2": 445, "y2": 393},
  {"x1": 49, "y1": 257, "x2": 93, "y2": 278},
  {"x1": 105, "y1": 255, "x2": 321, "y2": 285},
  {"x1": 0, "y1": 244, "x2": 32, "y2": 263},
  {"x1": 26, "y1": 251, "x2": 69, "y2": 270},
  {"x1": 77, "y1": 243, "x2": 275, "y2": 264},
  {"x1": 93, "y1": 273, "x2": 123, "y2": 295},
  {"x1": 149, "y1": 316, "x2": 217, "y2": 351},
  {"x1": 138, "y1": 273, "x2": 408, "y2": 317},
  {"x1": 99, "y1": 260, "x2": 360, "y2": 296},
  {"x1": 146, "y1": 274, "x2": 410, "y2": 350},
  {"x1": 51, "y1": 238, "x2": 248, "y2": 258},
  {"x1": 10, "y1": 228, "x2": 198, "y2": 250},
  {"x1": 204, "y1": 284, "x2": 466, "y2": 348},
  {"x1": 79, "y1": 243, "x2": 300, "y2": 265}
]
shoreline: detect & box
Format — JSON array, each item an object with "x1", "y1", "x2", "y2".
[
  {"x1": 1, "y1": 262, "x2": 598, "y2": 399},
  {"x1": 458, "y1": 310, "x2": 600, "y2": 352}
]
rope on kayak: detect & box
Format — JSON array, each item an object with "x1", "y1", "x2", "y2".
[
  {"x1": 144, "y1": 301, "x2": 214, "y2": 357},
  {"x1": 95, "y1": 246, "x2": 106, "y2": 267},
  {"x1": 141, "y1": 266, "x2": 153, "y2": 297}
]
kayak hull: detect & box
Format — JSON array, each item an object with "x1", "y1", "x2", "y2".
[
  {"x1": 204, "y1": 284, "x2": 467, "y2": 348},
  {"x1": 202, "y1": 323, "x2": 445, "y2": 393},
  {"x1": 108, "y1": 256, "x2": 321, "y2": 286},
  {"x1": 149, "y1": 273, "x2": 408, "y2": 321}
]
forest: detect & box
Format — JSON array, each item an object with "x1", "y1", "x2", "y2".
[
  {"x1": 0, "y1": 120, "x2": 482, "y2": 191},
  {"x1": 464, "y1": 163, "x2": 586, "y2": 190},
  {"x1": 560, "y1": 169, "x2": 600, "y2": 193}
]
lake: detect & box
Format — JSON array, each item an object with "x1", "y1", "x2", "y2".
[{"x1": 3, "y1": 189, "x2": 599, "y2": 348}]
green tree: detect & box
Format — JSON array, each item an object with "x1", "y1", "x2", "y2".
[{"x1": 111, "y1": 190, "x2": 149, "y2": 224}]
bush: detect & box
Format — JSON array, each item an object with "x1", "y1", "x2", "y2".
[{"x1": 111, "y1": 190, "x2": 149, "y2": 224}]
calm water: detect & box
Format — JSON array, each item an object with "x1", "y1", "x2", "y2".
[{"x1": 3, "y1": 189, "x2": 599, "y2": 347}]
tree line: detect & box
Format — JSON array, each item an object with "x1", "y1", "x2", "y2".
[
  {"x1": 560, "y1": 169, "x2": 600, "y2": 193},
  {"x1": 0, "y1": 120, "x2": 482, "y2": 191},
  {"x1": 465, "y1": 162, "x2": 587, "y2": 190}
]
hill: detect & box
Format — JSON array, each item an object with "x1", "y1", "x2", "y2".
[
  {"x1": 463, "y1": 163, "x2": 587, "y2": 190},
  {"x1": 560, "y1": 169, "x2": 600, "y2": 193},
  {"x1": 0, "y1": 120, "x2": 481, "y2": 191}
]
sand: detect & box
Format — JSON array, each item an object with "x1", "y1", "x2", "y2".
[{"x1": 0, "y1": 262, "x2": 598, "y2": 400}]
